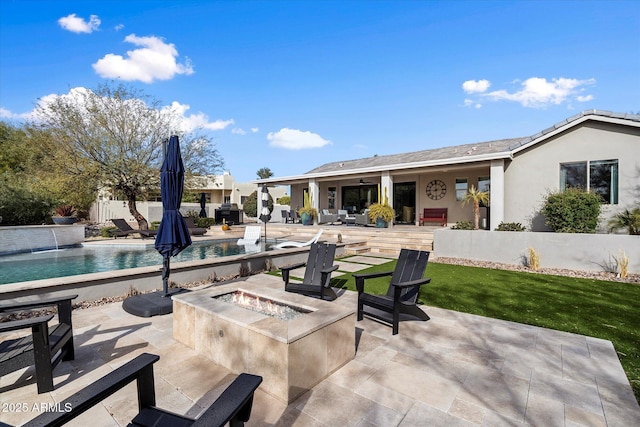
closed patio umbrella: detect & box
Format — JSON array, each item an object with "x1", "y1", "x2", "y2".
[
  {"x1": 122, "y1": 135, "x2": 192, "y2": 317},
  {"x1": 259, "y1": 184, "x2": 271, "y2": 242},
  {"x1": 199, "y1": 192, "x2": 207, "y2": 218},
  {"x1": 155, "y1": 135, "x2": 192, "y2": 296}
]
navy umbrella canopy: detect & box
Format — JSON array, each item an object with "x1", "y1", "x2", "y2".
[{"x1": 155, "y1": 135, "x2": 192, "y2": 296}]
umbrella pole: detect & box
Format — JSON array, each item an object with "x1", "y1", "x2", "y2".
[{"x1": 162, "y1": 256, "x2": 170, "y2": 297}]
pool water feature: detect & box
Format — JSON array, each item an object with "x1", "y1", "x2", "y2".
[{"x1": 0, "y1": 240, "x2": 271, "y2": 285}]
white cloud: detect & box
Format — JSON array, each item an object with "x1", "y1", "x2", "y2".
[
  {"x1": 576, "y1": 94, "x2": 594, "y2": 102},
  {"x1": 58, "y1": 14, "x2": 101, "y2": 34},
  {"x1": 267, "y1": 128, "x2": 331, "y2": 150},
  {"x1": 163, "y1": 101, "x2": 233, "y2": 132},
  {"x1": 0, "y1": 107, "x2": 22, "y2": 119},
  {"x1": 462, "y1": 79, "x2": 491, "y2": 94},
  {"x1": 463, "y1": 99, "x2": 482, "y2": 109},
  {"x1": 251, "y1": 127, "x2": 259, "y2": 133},
  {"x1": 92, "y1": 34, "x2": 194, "y2": 83},
  {"x1": 232, "y1": 128, "x2": 247, "y2": 135},
  {"x1": 484, "y1": 77, "x2": 596, "y2": 108},
  {"x1": 114, "y1": 24, "x2": 125, "y2": 31}
]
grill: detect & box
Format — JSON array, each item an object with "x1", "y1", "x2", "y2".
[{"x1": 215, "y1": 203, "x2": 243, "y2": 225}]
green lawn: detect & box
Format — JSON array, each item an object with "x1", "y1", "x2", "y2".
[{"x1": 331, "y1": 258, "x2": 640, "y2": 402}]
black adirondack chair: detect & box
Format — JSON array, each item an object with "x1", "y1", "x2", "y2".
[
  {"x1": 20, "y1": 353, "x2": 262, "y2": 427},
  {"x1": 0, "y1": 295, "x2": 77, "y2": 393},
  {"x1": 353, "y1": 249, "x2": 431, "y2": 335},
  {"x1": 280, "y1": 243, "x2": 339, "y2": 300}
]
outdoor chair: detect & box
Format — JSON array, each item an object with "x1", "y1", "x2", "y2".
[
  {"x1": 281, "y1": 210, "x2": 292, "y2": 223},
  {"x1": 353, "y1": 249, "x2": 431, "y2": 335},
  {"x1": 280, "y1": 243, "x2": 339, "y2": 300},
  {"x1": 20, "y1": 353, "x2": 263, "y2": 427},
  {"x1": 111, "y1": 218, "x2": 158, "y2": 239},
  {"x1": 275, "y1": 229, "x2": 323, "y2": 249},
  {"x1": 289, "y1": 210, "x2": 300, "y2": 223},
  {"x1": 237, "y1": 226, "x2": 262, "y2": 245},
  {"x1": 318, "y1": 209, "x2": 338, "y2": 225},
  {"x1": 0, "y1": 294, "x2": 77, "y2": 394},
  {"x1": 337, "y1": 209, "x2": 356, "y2": 226},
  {"x1": 184, "y1": 217, "x2": 208, "y2": 236}
]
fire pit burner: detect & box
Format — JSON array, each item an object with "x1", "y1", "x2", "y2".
[{"x1": 213, "y1": 291, "x2": 310, "y2": 321}]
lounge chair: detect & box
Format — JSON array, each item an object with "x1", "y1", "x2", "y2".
[
  {"x1": 237, "y1": 226, "x2": 262, "y2": 245},
  {"x1": 111, "y1": 218, "x2": 158, "y2": 239},
  {"x1": 274, "y1": 229, "x2": 323, "y2": 249},
  {"x1": 0, "y1": 295, "x2": 77, "y2": 394},
  {"x1": 184, "y1": 217, "x2": 208, "y2": 236},
  {"x1": 289, "y1": 210, "x2": 300, "y2": 223},
  {"x1": 353, "y1": 249, "x2": 431, "y2": 335},
  {"x1": 22, "y1": 353, "x2": 262, "y2": 427},
  {"x1": 280, "y1": 243, "x2": 339, "y2": 300}
]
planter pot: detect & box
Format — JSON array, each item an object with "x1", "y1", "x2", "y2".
[
  {"x1": 52, "y1": 217, "x2": 78, "y2": 225},
  {"x1": 301, "y1": 212, "x2": 313, "y2": 225},
  {"x1": 375, "y1": 217, "x2": 388, "y2": 228}
]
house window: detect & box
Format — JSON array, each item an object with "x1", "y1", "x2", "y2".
[
  {"x1": 328, "y1": 187, "x2": 336, "y2": 210},
  {"x1": 478, "y1": 176, "x2": 490, "y2": 193},
  {"x1": 560, "y1": 159, "x2": 618, "y2": 204},
  {"x1": 455, "y1": 178, "x2": 468, "y2": 201}
]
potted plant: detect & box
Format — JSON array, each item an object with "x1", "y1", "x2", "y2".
[
  {"x1": 298, "y1": 192, "x2": 317, "y2": 225},
  {"x1": 368, "y1": 186, "x2": 395, "y2": 228},
  {"x1": 52, "y1": 204, "x2": 78, "y2": 225}
]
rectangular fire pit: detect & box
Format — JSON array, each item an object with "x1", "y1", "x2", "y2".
[{"x1": 172, "y1": 279, "x2": 355, "y2": 403}]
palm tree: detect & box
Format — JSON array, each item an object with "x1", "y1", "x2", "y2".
[
  {"x1": 462, "y1": 185, "x2": 490, "y2": 230},
  {"x1": 607, "y1": 206, "x2": 640, "y2": 235}
]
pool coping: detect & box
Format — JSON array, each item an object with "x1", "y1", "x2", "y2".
[{"x1": 0, "y1": 243, "x2": 345, "y2": 302}]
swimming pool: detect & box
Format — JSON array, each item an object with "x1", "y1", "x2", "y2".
[{"x1": 0, "y1": 240, "x2": 271, "y2": 285}]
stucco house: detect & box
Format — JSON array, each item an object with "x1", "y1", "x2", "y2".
[{"x1": 256, "y1": 110, "x2": 640, "y2": 231}]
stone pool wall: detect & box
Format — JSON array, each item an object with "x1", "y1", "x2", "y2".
[
  {"x1": 0, "y1": 245, "x2": 345, "y2": 303},
  {"x1": 0, "y1": 224, "x2": 85, "y2": 255}
]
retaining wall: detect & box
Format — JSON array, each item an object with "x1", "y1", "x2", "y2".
[{"x1": 434, "y1": 229, "x2": 640, "y2": 274}]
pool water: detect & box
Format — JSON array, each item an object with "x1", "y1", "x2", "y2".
[{"x1": 0, "y1": 240, "x2": 270, "y2": 285}]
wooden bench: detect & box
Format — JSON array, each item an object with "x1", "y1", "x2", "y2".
[
  {"x1": 22, "y1": 353, "x2": 263, "y2": 427},
  {"x1": 0, "y1": 294, "x2": 77, "y2": 394},
  {"x1": 419, "y1": 208, "x2": 448, "y2": 226}
]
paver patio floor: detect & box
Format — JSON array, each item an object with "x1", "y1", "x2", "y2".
[{"x1": 1, "y1": 255, "x2": 639, "y2": 426}]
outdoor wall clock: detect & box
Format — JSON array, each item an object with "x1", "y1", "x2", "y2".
[{"x1": 426, "y1": 179, "x2": 447, "y2": 200}]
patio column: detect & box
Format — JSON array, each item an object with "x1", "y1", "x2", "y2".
[
  {"x1": 381, "y1": 172, "x2": 393, "y2": 228},
  {"x1": 490, "y1": 159, "x2": 505, "y2": 230},
  {"x1": 309, "y1": 178, "x2": 320, "y2": 225}
]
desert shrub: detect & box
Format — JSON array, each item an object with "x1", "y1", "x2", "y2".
[
  {"x1": 527, "y1": 247, "x2": 540, "y2": 270},
  {"x1": 243, "y1": 190, "x2": 273, "y2": 218},
  {"x1": 277, "y1": 195, "x2": 291, "y2": 205},
  {"x1": 0, "y1": 181, "x2": 56, "y2": 225},
  {"x1": 101, "y1": 226, "x2": 118, "y2": 238},
  {"x1": 608, "y1": 205, "x2": 640, "y2": 235},
  {"x1": 451, "y1": 220, "x2": 474, "y2": 230},
  {"x1": 540, "y1": 188, "x2": 602, "y2": 233},
  {"x1": 495, "y1": 222, "x2": 526, "y2": 231},
  {"x1": 196, "y1": 217, "x2": 216, "y2": 228},
  {"x1": 150, "y1": 221, "x2": 161, "y2": 230}
]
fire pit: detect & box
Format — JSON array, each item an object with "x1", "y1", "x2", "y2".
[
  {"x1": 172, "y1": 277, "x2": 355, "y2": 403},
  {"x1": 213, "y1": 290, "x2": 310, "y2": 321}
]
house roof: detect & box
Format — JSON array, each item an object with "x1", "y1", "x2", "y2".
[{"x1": 256, "y1": 110, "x2": 640, "y2": 184}]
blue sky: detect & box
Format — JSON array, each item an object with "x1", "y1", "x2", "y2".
[{"x1": 1, "y1": 1, "x2": 638, "y2": 182}]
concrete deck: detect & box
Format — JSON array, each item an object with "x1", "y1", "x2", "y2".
[{"x1": 1, "y1": 254, "x2": 639, "y2": 426}]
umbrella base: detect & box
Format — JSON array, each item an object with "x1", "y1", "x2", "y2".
[{"x1": 122, "y1": 288, "x2": 190, "y2": 317}]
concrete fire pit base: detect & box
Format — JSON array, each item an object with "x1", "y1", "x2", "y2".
[{"x1": 172, "y1": 276, "x2": 356, "y2": 403}]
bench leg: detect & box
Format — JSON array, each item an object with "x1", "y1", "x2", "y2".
[{"x1": 32, "y1": 323, "x2": 54, "y2": 394}]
